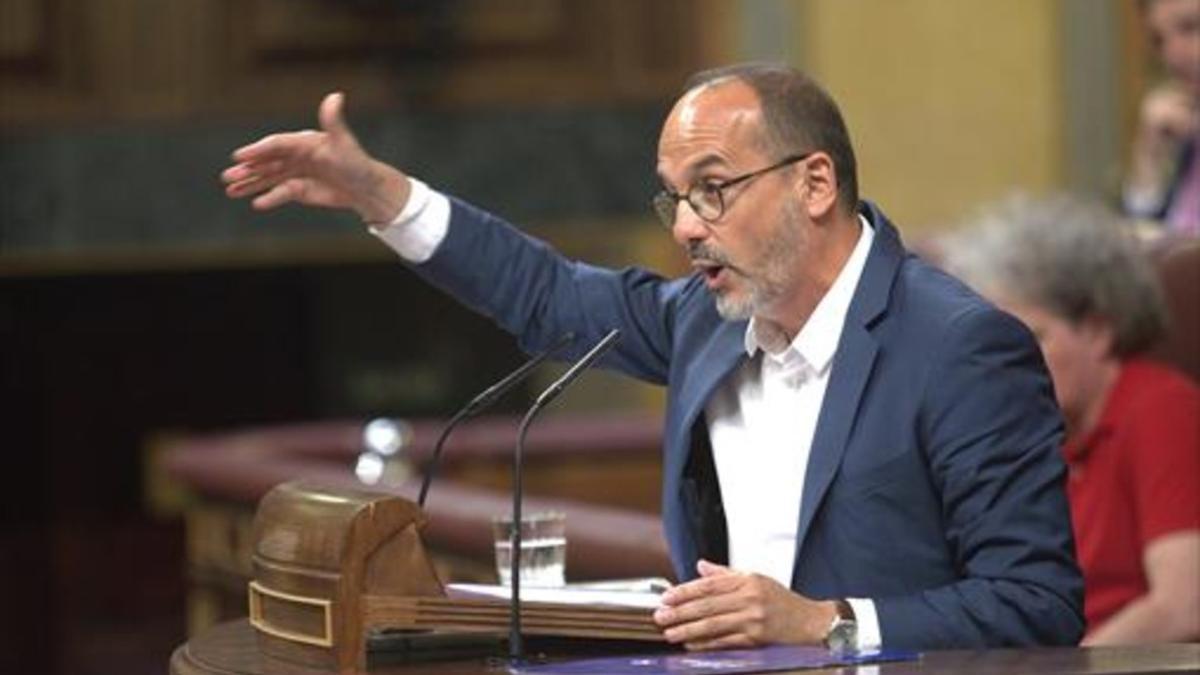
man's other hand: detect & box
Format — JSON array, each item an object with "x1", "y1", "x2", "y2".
[{"x1": 652, "y1": 559, "x2": 838, "y2": 651}]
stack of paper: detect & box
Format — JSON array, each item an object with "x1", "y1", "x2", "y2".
[{"x1": 363, "y1": 583, "x2": 666, "y2": 641}]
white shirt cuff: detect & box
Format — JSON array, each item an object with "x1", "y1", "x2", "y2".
[
  {"x1": 369, "y1": 177, "x2": 451, "y2": 263},
  {"x1": 847, "y1": 597, "x2": 882, "y2": 651}
]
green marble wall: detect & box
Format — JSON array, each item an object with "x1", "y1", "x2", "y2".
[{"x1": 1, "y1": 104, "x2": 668, "y2": 254}]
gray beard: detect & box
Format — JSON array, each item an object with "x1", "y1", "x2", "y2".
[
  {"x1": 713, "y1": 272, "x2": 789, "y2": 321},
  {"x1": 713, "y1": 211, "x2": 804, "y2": 321},
  {"x1": 710, "y1": 239, "x2": 796, "y2": 324},
  {"x1": 710, "y1": 290, "x2": 748, "y2": 319},
  {"x1": 714, "y1": 285, "x2": 755, "y2": 321}
]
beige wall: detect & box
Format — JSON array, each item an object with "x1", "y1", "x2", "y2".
[{"x1": 796, "y1": 0, "x2": 1066, "y2": 234}]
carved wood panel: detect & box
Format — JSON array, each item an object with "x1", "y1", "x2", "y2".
[
  {"x1": 0, "y1": 0, "x2": 76, "y2": 122},
  {"x1": 0, "y1": 0, "x2": 712, "y2": 125}
]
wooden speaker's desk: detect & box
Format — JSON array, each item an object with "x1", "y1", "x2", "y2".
[
  {"x1": 172, "y1": 620, "x2": 1200, "y2": 675},
  {"x1": 171, "y1": 620, "x2": 495, "y2": 674}
]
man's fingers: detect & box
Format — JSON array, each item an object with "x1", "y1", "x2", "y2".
[
  {"x1": 251, "y1": 180, "x2": 306, "y2": 211},
  {"x1": 318, "y1": 92, "x2": 351, "y2": 140},
  {"x1": 222, "y1": 163, "x2": 268, "y2": 187},
  {"x1": 224, "y1": 161, "x2": 294, "y2": 199},
  {"x1": 232, "y1": 134, "x2": 284, "y2": 163},
  {"x1": 655, "y1": 593, "x2": 735, "y2": 627},
  {"x1": 661, "y1": 571, "x2": 741, "y2": 607},
  {"x1": 226, "y1": 175, "x2": 282, "y2": 199},
  {"x1": 232, "y1": 130, "x2": 319, "y2": 164},
  {"x1": 225, "y1": 178, "x2": 261, "y2": 199},
  {"x1": 661, "y1": 607, "x2": 759, "y2": 646},
  {"x1": 223, "y1": 159, "x2": 288, "y2": 186},
  {"x1": 697, "y1": 559, "x2": 731, "y2": 577},
  {"x1": 221, "y1": 164, "x2": 251, "y2": 185}
]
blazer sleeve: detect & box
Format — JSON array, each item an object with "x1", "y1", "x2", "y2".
[
  {"x1": 407, "y1": 196, "x2": 683, "y2": 385},
  {"x1": 875, "y1": 306, "x2": 1086, "y2": 648}
]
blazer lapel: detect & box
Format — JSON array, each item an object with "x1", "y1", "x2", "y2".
[
  {"x1": 664, "y1": 319, "x2": 746, "y2": 485},
  {"x1": 793, "y1": 202, "x2": 903, "y2": 562},
  {"x1": 793, "y1": 323, "x2": 878, "y2": 556}
]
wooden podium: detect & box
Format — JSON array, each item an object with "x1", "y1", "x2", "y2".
[
  {"x1": 234, "y1": 481, "x2": 659, "y2": 673},
  {"x1": 171, "y1": 619, "x2": 508, "y2": 674},
  {"x1": 246, "y1": 481, "x2": 449, "y2": 672},
  {"x1": 172, "y1": 480, "x2": 1200, "y2": 674}
]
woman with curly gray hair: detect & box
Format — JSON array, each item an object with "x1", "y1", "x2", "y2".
[{"x1": 943, "y1": 194, "x2": 1199, "y2": 645}]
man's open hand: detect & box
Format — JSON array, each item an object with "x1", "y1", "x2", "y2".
[
  {"x1": 652, "y1": 559, "x2": 837, "y2": 651},
  {"x1": 221, "y1": 92, "x2": 409, "y2": 225}
]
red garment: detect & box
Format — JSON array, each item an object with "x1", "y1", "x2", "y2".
[{"x1": 1063, "y1": 358, "x2": 1200, "y2": 632}]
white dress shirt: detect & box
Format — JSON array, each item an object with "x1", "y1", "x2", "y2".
[
  {"x1": 704, "y1": 215, "x2": 879, "y2": 650},
  {"x1": 373, "y1": 178, "x2": 881, "y2": 649}
]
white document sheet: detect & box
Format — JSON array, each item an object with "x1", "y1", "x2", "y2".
[{"x1": 446, "y1": 582, "x2": 666, "y2": 610}]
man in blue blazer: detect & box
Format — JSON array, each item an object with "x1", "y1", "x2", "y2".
[{"x1": 223, "y1": 63, "x2": 1084, "y2": 651}]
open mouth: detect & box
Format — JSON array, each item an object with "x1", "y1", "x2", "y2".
[{"x1": 692, "y1": 261, "x2": 728, "y2": 286}]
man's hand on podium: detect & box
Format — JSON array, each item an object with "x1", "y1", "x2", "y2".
[{"x1": 653, "y1": 559, "x2": 838, "y2": 651}]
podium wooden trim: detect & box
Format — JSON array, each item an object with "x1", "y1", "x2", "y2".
[{"x1": 248, "y1": 580, "x2": 335, "y2": 648}]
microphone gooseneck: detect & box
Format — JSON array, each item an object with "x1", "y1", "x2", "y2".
[
  {"x1": 417, "y1": 332, "x2": 574, "y2": 508},
  {"x1": 508, "y1": 328, "x2": 621, "y2": 664}
]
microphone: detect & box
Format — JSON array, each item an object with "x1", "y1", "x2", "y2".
[
  {"x1": 417, "y1": 332, "x2": 574, "y2": 508},
  {"x1": 507, "y1": 328, "x2": 621, "y2": 663}
]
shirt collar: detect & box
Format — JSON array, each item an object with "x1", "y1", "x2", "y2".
[{"x1": 744, "y1": 214, "x2": 875, "y2": 374}]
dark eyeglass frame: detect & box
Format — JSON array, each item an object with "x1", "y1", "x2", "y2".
[{"x1": 652, "y1": 151, "x2": 814, "y2": 228}]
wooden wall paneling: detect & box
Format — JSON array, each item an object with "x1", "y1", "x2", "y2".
[
  {"x1": 0, "y1": 0, "x2": 81, "y2": 125},
  {"x1": 207, "y1": 0, "x2": 701, "y2": 117},
  {"x1": 216, "y1": 0, "x2": 578, "y2": 114},
  {"x1": 603, "y1": 0, "x2": 696, "y2": 98},
  {"x1": 1, "y1": 0, "x2": 712, "y2": 124},
  {"x1": 0, "y1": 0, "x2": 52, "y2": 71},
  {"x1": 81, "y1": 0, "x2": 222, "y2": 120},
  {"x1": 0, "y1": 0, "x2": 230, "y2": 125},
  {"x1": 246, "y1": 0, "x2": 569, "y2": 59}
]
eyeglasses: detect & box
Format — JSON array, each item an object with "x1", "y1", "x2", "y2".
[{"x1": 652, "y1": 152, "x2": 813, "y2": 228}]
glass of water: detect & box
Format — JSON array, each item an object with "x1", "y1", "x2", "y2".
[{"x1": 492, "y1": 511, "x2": 566, "y2": 587}]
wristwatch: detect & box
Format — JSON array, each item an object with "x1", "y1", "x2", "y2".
[{"x1": 823, "y1": 599, "x2": 858, "y2": 653}]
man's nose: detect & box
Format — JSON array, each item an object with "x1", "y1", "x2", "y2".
[{"x1": 671, "y1": 202, "x2": 709, "y2": 246}]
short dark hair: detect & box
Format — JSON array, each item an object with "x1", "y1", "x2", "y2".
[{"x1": 685, "y1": 62, "x2": 859, "y2": 214}]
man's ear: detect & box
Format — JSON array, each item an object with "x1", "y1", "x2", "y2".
[{"x1": 797, "y1": 152, "x2": 838, "y2": 220}]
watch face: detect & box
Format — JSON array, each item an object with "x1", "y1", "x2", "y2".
[{"x1": 827, "y1": 619, "x2": 858, "y2": 653}]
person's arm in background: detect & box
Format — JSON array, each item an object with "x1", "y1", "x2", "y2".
[
  {"x1": 1084, "y1": 532, "x2": 1200, "y2": 644},
  {"x1": 1124, "y1": 84, "x2": 1197, "y2": 218},
  {"x1": 1085, "y1": 380, "x2": 1200, "y2": 644}
]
